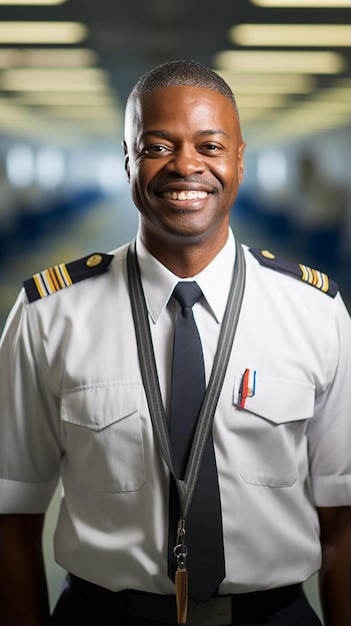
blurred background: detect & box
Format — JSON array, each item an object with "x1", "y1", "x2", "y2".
[
  {"x1": 0, "y1": 0, "x2": 350, "y2": 620},
  {"x1": 0, "y1": 0, "x2": 350, "y2": 333}
]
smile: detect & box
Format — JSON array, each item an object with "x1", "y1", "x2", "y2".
[{"x1": 161, "y1": 190, "x2": 209, "y2": 201}]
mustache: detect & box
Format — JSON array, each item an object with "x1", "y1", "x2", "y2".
[{"x1": 153, "y1": 175, "x2": 211, "y2": 190}]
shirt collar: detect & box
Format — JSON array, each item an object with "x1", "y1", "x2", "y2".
[{"x1": 136, "y1": 229, "x2": 236, "y2": 324}]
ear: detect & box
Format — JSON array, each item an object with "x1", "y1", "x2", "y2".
[
  {"x1": 123, "y1": 140, "x2": 130, "y2": 182},
  {"x1": 237, "y1": 141, "x2": 246, "y2": 184}
]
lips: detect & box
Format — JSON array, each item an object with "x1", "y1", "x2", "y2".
[{"x1": 161, "y1": 190, "x2": 209, "y2": 200}]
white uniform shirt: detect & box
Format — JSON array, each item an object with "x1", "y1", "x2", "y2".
[{"x1": 0, "y1": 229, "x2": 351, "y2": 595}]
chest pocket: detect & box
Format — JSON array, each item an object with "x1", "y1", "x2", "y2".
[
  {"x1": 60, "y1": 382, "x2": 144, "y2": 493},
  {"x1": 231, "y1": 376, "x2": 315, "y2": 487}
]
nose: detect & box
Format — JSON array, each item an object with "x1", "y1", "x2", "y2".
[{"x1": 166, "y1": 145, "x2": 206, "y2": 177}]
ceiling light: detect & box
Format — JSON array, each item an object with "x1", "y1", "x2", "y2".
[
  {"x1": 214, "y1": 50, "x2": 346, "y2": 73},
  {"x1": 0, "y1": 22, "x2": 88, "y2": 44},
  {"x1": 297, "y1": 100, "x2": 351, "y2": 113},
  {"x1": 0, "y1": 67, "x2": 110, "y2": 91},
  {"x1": 230, "y1": 24, "x2": 351, "y2": 47},
  {"x1": 2, "y1": 67, "x2": 108, "y2": 81},
  {"x1": 217, "y1": 71, "x2": 315, "y2": 93},
  {"x1": 273, "y1": 110, "x2": 350, "y2": 127},
  {"x1": 49, "y1": 108, "x2": 119, "y2": 119},
  {"x1": 274, "y1": 106, "x2": 350, "y2": 122},
  {"x1": 251, "y1": 0, "x2": 351, "y2": 7},
  {"x1": 229, "y1": 83, "x2": 312, "y2": 94},
  {"x1": 1, "y1": 81, "x2": 110, "y2": 92},
  {"x1": 21, "y1": 92, "x2": 117, "y2": 105},
  {"x1": 244, "y1": 101, "x2": 351, "y2": 121},
  {"x1": 0, "y1": 48, "x2": 98, "y2": 68},
  {"x1": 240, "y1": 110, "x2": 283, "y2": 121},
  {"x1": 236, "y1": 94, "x2": 289, "y2": 107},
  {"x1": 242, "y1": 115, "x2": 350, "y2": 145},
  {"x1": 0, "y1": 0, "x2": 67, "y2": 4}
]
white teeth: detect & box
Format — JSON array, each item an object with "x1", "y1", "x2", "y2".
[{"x1": 162, "y1": 190, "x2": 208, "y2": 200}]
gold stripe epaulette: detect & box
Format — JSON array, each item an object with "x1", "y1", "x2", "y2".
[
  {"x1": 249, "y1": 248, "x2": 338, "y2": 298},
  {"x1": 24, "y1": 252, "x2": 114, "y2": 303}
]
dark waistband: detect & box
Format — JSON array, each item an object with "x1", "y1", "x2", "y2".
[{"x1": 67, "y1": 574, "x2": 302, "y2": 625}]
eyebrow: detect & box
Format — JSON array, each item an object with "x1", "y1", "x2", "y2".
[
  {"x1": 140, "y1": 130, "x2": 171, "y2": 140},
  {"x1": 197, "y1": 129, "x2": 229, "y2": 138},
  {"x1": 140, "y1": 128, "x2": 229, "y2": 140}
]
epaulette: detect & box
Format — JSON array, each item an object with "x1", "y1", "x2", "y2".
[
  {"x1": 249, "y1": 248, "x2": 338, "y2": 298},
  {"x1": 24, "y1": 252, "x2": 114, "y2": 303}
]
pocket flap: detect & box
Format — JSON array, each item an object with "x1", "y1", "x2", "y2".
[
  {"x1": 61, "y1": 382, "x2": 141, "y2": 430},
  {"x1": 233, "y1": 375, "x2": 315, "y2": 423}
]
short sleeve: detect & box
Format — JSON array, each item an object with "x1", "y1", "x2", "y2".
[
  {"x1": 307, "y1": 293, "x2": 351, "y2": 506},
  {"x1": 0, "y1": 291, "x2": 61, "y2": 513}
]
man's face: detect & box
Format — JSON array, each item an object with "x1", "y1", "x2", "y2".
[{"x1": 124, "y1": 85, "x2": 245, "y2": 253}]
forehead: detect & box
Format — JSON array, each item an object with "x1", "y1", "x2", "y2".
[{"x1": 128, "y1": 85, "x2": 239, "y2": 139}]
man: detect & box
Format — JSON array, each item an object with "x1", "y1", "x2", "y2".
[{"x1": 0, "y1": 61, "x2": 350, "y2": 626}]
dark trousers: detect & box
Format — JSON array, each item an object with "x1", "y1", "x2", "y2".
[{"x1": 50, "y1": 584, "x2": 322, "y2": 626}]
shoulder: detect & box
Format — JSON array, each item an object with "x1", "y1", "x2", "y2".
[
  {"x1": 23, "y1": 251, "x2": 115, "y2": 303},
  {"x1": 248, "y1": 247, "x2": 339, "y2": 298}
]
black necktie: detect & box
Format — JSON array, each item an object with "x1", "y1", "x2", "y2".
[{"x1": 168, "y1": 281, "x2": 225, "y2": 602}]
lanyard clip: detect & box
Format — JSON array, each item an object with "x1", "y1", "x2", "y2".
[
  {"x1": 174, "y1": 518, "x2": 187, "y2": 570},
  {"x1": 174, "y1": 519, "x2": 188, "y2": 624}
]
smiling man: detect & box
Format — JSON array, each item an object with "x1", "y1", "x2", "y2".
[
  {"x1": 124, "y1": 80, "x2": 245, "y2": 276},
  {"x1": 0, "y1": 61, "x2": 351, "y2": 626}
]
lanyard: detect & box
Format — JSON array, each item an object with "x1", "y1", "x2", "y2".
[{"x1": 126, "y1": 238, "x2": 246, "y2": 520}]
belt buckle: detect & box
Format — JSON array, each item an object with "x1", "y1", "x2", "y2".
[{"x1": 187, "y1": 597, "x2": 232, "y2": 626}]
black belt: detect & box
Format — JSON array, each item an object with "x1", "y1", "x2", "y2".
[{"x1": 68, "y1": 574, "x2": 302, "y2": 625}]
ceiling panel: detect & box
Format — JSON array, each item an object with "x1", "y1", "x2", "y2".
[{"x1": 0, "y1": 0, "x2": 349, "y2": 147}]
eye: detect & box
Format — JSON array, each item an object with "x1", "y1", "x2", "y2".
[
  {"x1": 142, "y1": 144, "x2": 171, "y2": 157},
  {"x1": 201, "y1": 143, "x2": 222, "y2": 154}
]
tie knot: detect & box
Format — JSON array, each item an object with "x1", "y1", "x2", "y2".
[
  {"x1": 172, "y1": 281, "x2": 202, "y2": 309},
  {"x1": 172, "y1": 282, "x2": 202, "y2": 309}
]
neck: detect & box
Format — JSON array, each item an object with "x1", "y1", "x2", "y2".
[{"x1": 140, "y1": 229, "x2": 229, "y2": 278}]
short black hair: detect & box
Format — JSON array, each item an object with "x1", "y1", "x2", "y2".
[{"x1": 127, "y1": 60, "x2": 239, "y2": 118}]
